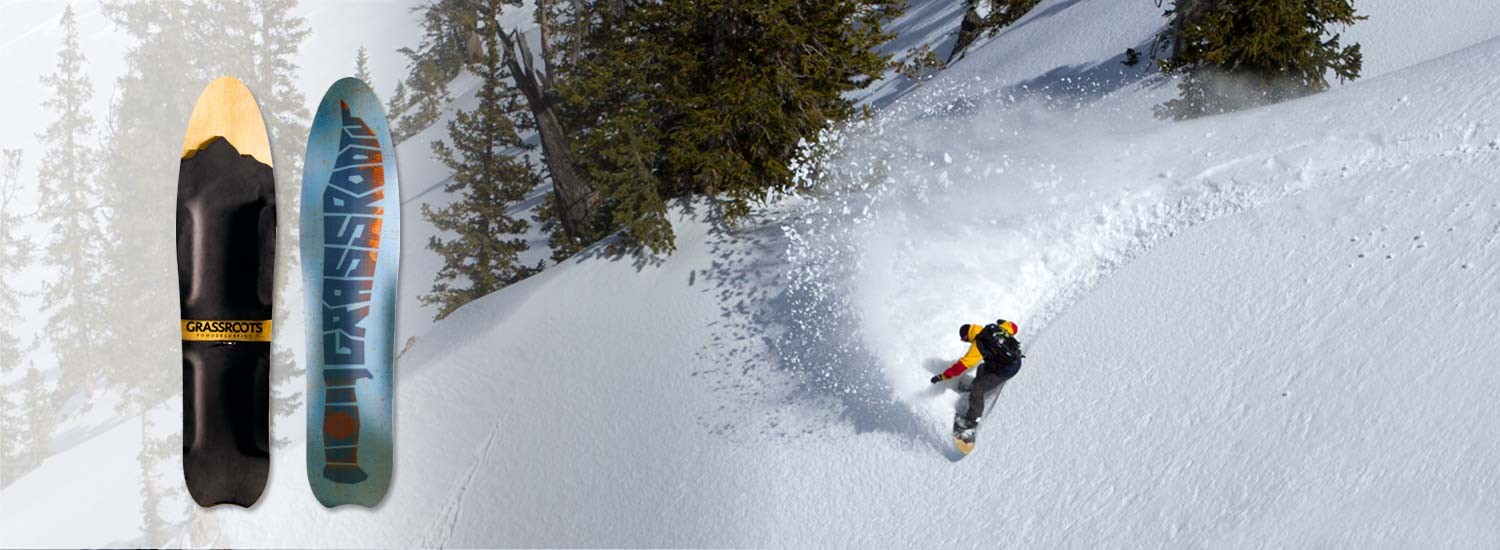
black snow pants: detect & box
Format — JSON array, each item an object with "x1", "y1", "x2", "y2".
[{"x1": 964, "y1": 360, "x2": 1019, "y2": 423}]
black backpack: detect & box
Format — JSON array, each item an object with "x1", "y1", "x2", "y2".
[{"x1": 976, "y1": 321, "x2": 1023, "y2": 365}]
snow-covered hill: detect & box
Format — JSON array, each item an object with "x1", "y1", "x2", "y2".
[{"x1": 4, "y1": 0, "x2": 1499, "y2": 547}]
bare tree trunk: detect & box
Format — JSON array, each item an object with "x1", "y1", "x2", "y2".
[
  {"x1": 497, "y1": 26, "x2": 599, "y2": 244},
  {"x1": 1143, "y1": 0, "x2": 1215, "y2": 70},
  {"x1": 950, "y1": 3, "x2": 986, "y2": 63},
  {"x1": 1168, "y1": 0, "x2": 1212, "y2": 56}
]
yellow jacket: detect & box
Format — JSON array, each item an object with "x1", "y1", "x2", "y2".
[
  {"x1": 955, "y1": 323, "x2": 987, "y2": 370},
  {"x1": 938, "y1": 321, "x2": 1018, "y2": 381}
]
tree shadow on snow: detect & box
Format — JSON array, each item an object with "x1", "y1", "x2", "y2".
[
  {"x1": 1006, "y1": 34, "x2": 1168, "y2": 109},
  {"x1": 564, "y1": 198, "x2": 711, "y2": 272},
  {"x1": 902, "y1": 34, "x2": 1169, "y2": 122}
]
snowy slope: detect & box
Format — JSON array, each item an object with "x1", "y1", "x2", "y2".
[
  {"x1": 1343, "y1": 0, "x2": 1500, "y2": 79},
  {"x1": 1029, "y1": 152, "x2": 1500, "y2": 547},
  {"x1": 215, "y1": 33, "x2": 1500, "y2": 543},
  {"x1": 5, "y1": 0, "x2": 1500, "y2": 547}
]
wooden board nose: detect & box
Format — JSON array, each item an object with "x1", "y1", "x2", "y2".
[{"x1": 181, "y1": 76, "x2": 274, "y2": 167}]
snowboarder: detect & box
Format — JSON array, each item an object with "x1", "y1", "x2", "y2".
[{"x1": 930, "y1": 319, "x2": 1023, "y2": 437}]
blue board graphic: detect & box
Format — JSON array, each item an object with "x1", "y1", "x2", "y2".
[{"x1": 301, "y1": 77, "x2": 399, "y2": 507}]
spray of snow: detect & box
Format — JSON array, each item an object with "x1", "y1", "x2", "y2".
[
  {"x1": 774, "y1": 89, "x2": 1183, "y2": 438},
  {"x1": 773, "y1": 31, "x2": 1496, "y2": 435}
]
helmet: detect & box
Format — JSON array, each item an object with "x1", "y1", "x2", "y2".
[
  {"x1": 997, "y1": 319, "x2": 1018, "y2": 336},
  {"x1": 958, "y1": 324, "x2": 972, "y2": 342}
]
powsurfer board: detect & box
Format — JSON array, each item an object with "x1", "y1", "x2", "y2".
[
  {"x1": 301, "y1": 77, "x2": 400, "y2": 507},
  {"x1": 178, "y1": 76, "x2": 275, "y2": 507},
  {"x1": 953, "y1": 380, "x2": 1006, "y2": 457}
]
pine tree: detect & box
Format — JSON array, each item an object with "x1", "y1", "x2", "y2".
[
  {"x1": 97, "y1": 0, "x2": 204, "y2": 411},
  {"x1": 35, "y1": 4, "x2": 101, "y2": 423},
  {"x1": 354, "y1": 45, "x2": 372, "y2": 83},
  {"x1": 561, "y1": 0, "x2": 902, "y2": 254},
  {"x1": 986, "y1": 0, "x2": 1041, "y2": 28},
  {"x1": 5, "y1": 367, "x2": 56, "y2": 485},
  {"x1": 1156, "y1": 0, "x2": 1364, "y2": 119},
  {"x1": 387, "y1": 80, "x2": 411, "y2": 143},
  {"x1": 392, "y1": 0, "x2": 480, "y2": 143},
  {"x1": 0, "y1": 151, "x2": 27, "y2": 373},
  {"x1": 96, "y1": 3, "x2": 213, "y2": 541},
  {"x1": 1, "y1": 149, "x2": 39, "y2": 487},
  {"x1": 421, "y1": 0, "x2": 539, "y2": 320}
]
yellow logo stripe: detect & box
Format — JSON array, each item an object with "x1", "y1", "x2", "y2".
[{"x1": 181, "y1": 320, "x2": 273, "y2": 342}]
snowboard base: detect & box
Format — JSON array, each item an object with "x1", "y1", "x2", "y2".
[
  {"x1": 953, "y1": 420, "x2": 977, "y2": 456},
  {"x1": 302, "y1": 77, "x2": 400, "y2": 507}
]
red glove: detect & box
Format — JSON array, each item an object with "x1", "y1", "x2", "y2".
[{"x1": 938, "y1": 361, "x2": 967, "y2": 381}]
